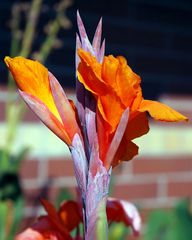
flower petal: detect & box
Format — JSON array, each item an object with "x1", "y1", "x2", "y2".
[
  {"x1": 4, "y1": 56, "x2": 61, "y2": 122},
  {"x1": 97, "y1": 93, "x2": 124, "y2": 133},
  {"x1": 101, "y1": 55, "x2": 141, "y2": 108},
  {"x1": 112, "y1": 140, "x2": 138, "y2": 167},
  {"x1": 19, "y1": 91, "x2": 71, "y2": 145},
  {"x1": 107, "y1": 197, "x2": 141, "y2": 236},
  {"x1": 139, "y1": 99, "x2": 188, "y2": 122},
  {"x1": 115, "y1": 56, "x2": 141, "y2": 107},
  {"x1": 58, "y1": 200, "x2": 82, "y2": 231},
  {"x1": 77, "y1": 49, "x2": 108, "y2": 95},
  {"x1": 96, "y1": 110, "x2": 111, "y2": 162},
  {"x1": 126, "y1": 112, "x2": 149, "y2": 140},
  {"x1": 101, "y1": 55, "x2": 119, "y2": 88},
  {"x1": 15, "y1": 216, "x2": 72, "y2": 240},
  {"x1": 15, "y1": 228, "x2": 45, "y2": 240},
  {"x1": 40, "y1": 199, "x2": 65, "y2": 231}
]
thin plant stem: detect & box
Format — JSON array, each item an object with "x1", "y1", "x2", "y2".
[
  {"x1": 35, "y1": 0, "x2": 72, "y2": 63},
  {"x1": 20, "y1": 0, "x2": 43, "y2": 57}
]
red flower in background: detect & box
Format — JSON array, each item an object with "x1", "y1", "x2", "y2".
[{"x1": 16, "y1": 198, "x2": 141, "y2": 240}]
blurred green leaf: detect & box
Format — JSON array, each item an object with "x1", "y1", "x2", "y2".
[
  {"x1": 144, "y1": 199, "x2": 192, "y2": 240},
  {"x1": 55, "y1": 188, "x2": 73, "y2": 208},
  {"x1": 0, "y1": 201, "x2": 8, "y2": 240},
  {"x1": 7, "y1": 198, "x2": 24, "y2": 240},
  {"x1": 109, "y1": 222, "x2": 129, "y2": 240},
  {"x1": 10, "y1": 147, "x2": 30, "y2": 172}
]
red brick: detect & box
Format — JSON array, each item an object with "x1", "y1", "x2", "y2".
[
  {"x1": 20, "y1": 159, "x2": 38, "y2": 179},
  {"x1": 112, "y1": 183, "x2": 157, "y2": 200},
  {"x1": 133, "y1": 156, "x2": 192, "y2": 174},
  {"x1": 48, "y1": 158, "x2": 74, "y2": 177},
  {"x1": 168, "y1": 181, "x2": 192, "y2": 197}
]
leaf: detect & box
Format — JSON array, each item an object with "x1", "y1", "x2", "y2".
[
  {"x1": 0, "y1": 201, "x2": 8, "y2": 240},
  {"x1": 8, "y1": 198, "x2": 24, "y2": 240},
  {"x1": 105, "y1": 108, "x2": 129, "y2": 168},
  {"x1": 70, "y1": 134, "x2": 88, "y2": 197}
]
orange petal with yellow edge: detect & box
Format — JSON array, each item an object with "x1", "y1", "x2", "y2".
[
  {"x1": 4, "y1": 56, "x2": 61, "y2": 122},
  {"x1": 139, "y1": 99, "x2": 188, "y2": 122}
]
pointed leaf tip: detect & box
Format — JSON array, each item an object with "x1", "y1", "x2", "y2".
[
  {"x1": 92, "y1": 17, "x2": 103, "y2": 56},
  {"x1": 77, "y1": 10, "x2": 87, "y2": 39},
  {"x1": 105, "y1": 108, "x2": 129, "y2": 168}
]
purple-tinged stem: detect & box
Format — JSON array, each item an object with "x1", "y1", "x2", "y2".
[{"x1": 85, "y1": 160, "x2": 111, "y2": 240}]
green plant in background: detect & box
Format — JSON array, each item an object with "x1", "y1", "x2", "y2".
[
  {"x1": 108, "y1": 223, "x2": 130, "y2": 240},
  {"x1": 144, "y1": 199, "x2": 192, "y2": 240},
  {"x1": 0, "y1": 0, "x2": 72, "y2": 239}
]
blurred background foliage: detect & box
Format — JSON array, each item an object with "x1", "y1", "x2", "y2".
[{"x1": 144, "y1": 199, "x2": 192, "y2": 240}]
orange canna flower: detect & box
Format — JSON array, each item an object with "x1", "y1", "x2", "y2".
[
  {"x1": 4, "y1": 56, "x2": 82, "y2": 146},
  {"x1": 77, "y1": 49, "x2": 188, "y2": 168}
]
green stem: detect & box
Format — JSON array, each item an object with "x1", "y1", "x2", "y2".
[
  {"x1": 20, "y1": 0, "x2": 42, "y2": 57},
  {"x1": 35, "y1": 19, "x2": 60, "y2": 63},
  {"x1": 35, "y1": 0, "x2": 72, "y2": 63}
]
